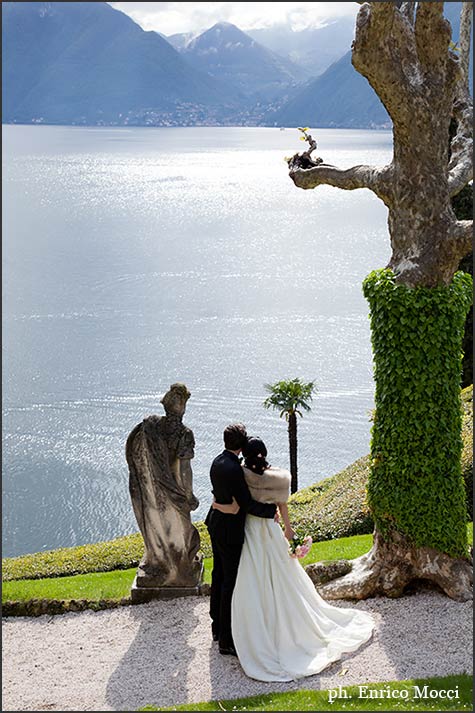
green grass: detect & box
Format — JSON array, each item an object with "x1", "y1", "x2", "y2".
[
  {"x1": 2, "y1": 566, "x2": 137, "y2": 603},
  {"x1": 300, "y1": 533, "x2": 373, "y2": 567},
  {"x1": 3, "y1": 525, "x2": 472, "y2": 606},
  {"x1": 1, "y1": 531, "x2": 371, "y2": 603},
  {"x1": 139, "y1": 674, "x2": 472, "y2": 711}
]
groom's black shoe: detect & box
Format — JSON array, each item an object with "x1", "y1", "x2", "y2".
[
  {"x1": 219, "y1": 645, "x2": 238, "y2": 657},
  {"x1": 212, "y1": 633, "x2": 219, "y2": 642}
]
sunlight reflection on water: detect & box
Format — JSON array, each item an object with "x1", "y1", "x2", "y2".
[{"x1": 3, "y1": 126, "x2": 392, "y2": 556}]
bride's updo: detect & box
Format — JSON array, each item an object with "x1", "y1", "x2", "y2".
[{"x1": 242, "y1": 437, "x2": 270, "y2": 475}]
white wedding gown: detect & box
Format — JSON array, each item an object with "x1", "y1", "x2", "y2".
[{"x1": 231, "y1": 515, "x2": 375, "y2": 682}]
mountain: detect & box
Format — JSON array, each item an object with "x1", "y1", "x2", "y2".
[
  {"x1": 167, "y1": 31, "x2": 198, "y2": 51},
  {"x1": 269, "y1": 2, "x2": 471, "y2": 130},
  {"x1": 249, "y1": 17, "x2": 357, "y2": 77},
  {"x1": 179, "y1": 22, "x2": 310, "y2": 101},
  {"x1": 3, "y1": 2, "x2": 470, "y2": 128},
  {"x1": 269, "y1": 51, "x2": 390, "y2": 129},
  {"x1": 2, "y1": 1, "x2": 238, "y2": 125}
]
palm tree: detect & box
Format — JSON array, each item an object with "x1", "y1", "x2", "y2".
[{"x1": 263, "y1": 378, "x2": 316, "y2": 494}]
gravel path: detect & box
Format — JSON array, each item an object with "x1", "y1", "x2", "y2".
[{"x1": 2, "y1": 589, "x2": 472, "y2": 712}]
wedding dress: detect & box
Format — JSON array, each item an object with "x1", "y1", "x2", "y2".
[{"x1": 231, "y1": 514, "x2": 375, "y2": 682}]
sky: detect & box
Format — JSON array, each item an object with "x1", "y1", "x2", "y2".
[{"x1": 108, "y1": 2, "x2": 359, "y2": 36}]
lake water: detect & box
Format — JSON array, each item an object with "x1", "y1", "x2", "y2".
[{"x1": 2, "y1": 125, "x2": 392, "y2": 557}]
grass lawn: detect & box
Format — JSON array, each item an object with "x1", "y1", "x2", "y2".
[
  {"x1": 2, "y1": 567, "x2": 137, "y2": 603},
  {"x1": 3, "y1": 526, "x2": 473, "y2": 604},
  {"x1": 2, "y1": 533, "x2": 370, "y2": 602},
  {"x1": 139, "y1": 674, "x2": 472, "y2": 711}
]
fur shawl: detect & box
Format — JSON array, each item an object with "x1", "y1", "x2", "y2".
[{"x1": 242, "y1": 465, "x2": 291, "y2": 504}]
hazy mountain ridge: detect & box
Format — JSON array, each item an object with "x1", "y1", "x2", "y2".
[
  {"x1": 180, "y1": 22, "x2": 311, "y2": 101},
  {"x1": 248, "y1": 17, "x2": 357, "y2": 77},
  {"x1": 2, "y1": 2, "x2": 469, "y2": 128},
  {"x1": 267, "y1": 51, "x2": 390, "y2": 129},
  {"x1": 267, "y1": 2, "x2": 470, "y2": 130},
  {"x1": 2, "y1": 1, "x2": 240, "y2": 125}
]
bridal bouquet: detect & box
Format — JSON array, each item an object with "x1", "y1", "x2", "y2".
[{"x1": 289, "y1": 534, "x2": 312, "y2": 559}]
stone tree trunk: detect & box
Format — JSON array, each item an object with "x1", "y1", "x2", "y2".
[{"x1": 289, "y1": 2, "x2": 473, "y2": 601}]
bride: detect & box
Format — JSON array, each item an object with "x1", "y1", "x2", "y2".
[{"x1": 212, "y1": 436, "x2": 375, "y2": 682}]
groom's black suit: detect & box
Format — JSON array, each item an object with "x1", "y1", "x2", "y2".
[{"x1": 205, "y1": 450, "x2": 276, "y2": 650}]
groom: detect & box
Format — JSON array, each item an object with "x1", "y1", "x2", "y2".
[{"x1": 205, "y1": 423, "x2": 277, "y2": 656}]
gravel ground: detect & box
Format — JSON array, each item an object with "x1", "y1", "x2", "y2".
[{"x1": 2, "y1": 589, "x2": 472, "y2": 712}]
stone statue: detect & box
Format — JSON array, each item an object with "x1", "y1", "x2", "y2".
[{"x1": 126, "y1": 383, "x2": 202, "y2": 600}]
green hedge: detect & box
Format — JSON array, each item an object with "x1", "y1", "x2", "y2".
[
  {"x1": 2, "y1": 533, "x2": 145, "y2": 582},
  {"x1": 363, "y1": 269, "x2": 472, "y2": 558}
]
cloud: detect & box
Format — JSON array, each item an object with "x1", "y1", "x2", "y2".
[{"x1": 108, "y1": 2, "x2": 358, "y2": 36}]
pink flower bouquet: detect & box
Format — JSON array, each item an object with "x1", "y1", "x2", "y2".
[{"x1": 289, "y1": 534, "x2": 313, "y2": 559}]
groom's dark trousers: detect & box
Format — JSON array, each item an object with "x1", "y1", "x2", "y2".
[{"x1": 205, "y1": 450, "x2": 276, "y2": 650}]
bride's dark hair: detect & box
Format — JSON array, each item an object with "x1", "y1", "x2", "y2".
[{"x1": 242, "y1": 436, "x2": 270, "y2": 475}]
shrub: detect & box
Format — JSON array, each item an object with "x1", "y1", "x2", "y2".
[
  {"x1": 2, "y1": 532, "x2": 145, "y2": 582},
  {"x1": 287, "y1": 455, "x2": 373, "y2": 542}
]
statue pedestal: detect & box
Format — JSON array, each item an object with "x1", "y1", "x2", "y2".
[
  {"x1": 130, "y1": 556, "x2": 204, "y2": 603},
  {"x1": 131, "y1": 576, "x2": 204, "y2": 603}
]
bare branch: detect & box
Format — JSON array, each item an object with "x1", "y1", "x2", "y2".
[
  {"x1": 400, "y1": 2, "x2": 416, "y2": 26},
  {"x1": 288, "y1": 159, "x2": 386, "y2": 196},
  {"x1": 295, "y1": 128, "x2": 324, "y2": 168},
  {"x1": 414, "y1": 2, "x2": 451, "y2": 74},
  {"x1": 448, "y1": 93, "x2": 473, "y2": 197},
  {"x1": 352, "y1": 2, "x2": 421, "y2": 126},
  {"x1": 459, "y1": 2, "x2": 473, "y2": 92},
  {"x1": 446, "y1": 5, "x2": 473, "y2": 197},
  {"x1": 451, "y1": 220, "x2": 473, "y2": 259}
]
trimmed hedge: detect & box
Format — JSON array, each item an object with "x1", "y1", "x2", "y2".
[
  {"x1": 363, "y1": 269, "x2": 472, "y2": 558},
  {"x1": 2, "y1": 532, "x2": 145, "y2": 582},
  {"x1": 4, "y1": 384, "x2": 472, "y2": 581}
]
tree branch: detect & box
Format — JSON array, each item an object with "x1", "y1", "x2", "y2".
[
  {"x1": 414, "y1": 2, "x2": 451, "y2": 75},
  {"x1": 447, "y1": 4, "x2": 473, "y2": 197},
  {"x1": 288, "y1": 159, "x2": 385, "y2": 195},
  {"x1": 400, "y1": 2, "x2": 416, "y2": 26},
  {"x1": 451, "y1": 220, "x2": 473, "y2": 259},
  {"x1": 352, "y1": 2, "x2": 422, "y2": 126},
  {"x1": 459, "y1": 2, "x2": 473, "y2": 93},
  {"x1": 448, "y1": 106, "x2": 473, "y2": 198},
  {"x1": 448, "y1": 93, "x2": 473, "y2": 197}
]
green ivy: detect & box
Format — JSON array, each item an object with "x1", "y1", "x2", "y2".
[{"x1": 362, "y1": 269, "x2": 473, "y2": 558}]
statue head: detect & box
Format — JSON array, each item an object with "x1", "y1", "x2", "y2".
[{"x1": 161, "y1": 383, "x2": 191, "y2": 417}]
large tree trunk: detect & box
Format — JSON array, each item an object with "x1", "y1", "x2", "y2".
[
  {"x1": 385, "y1": 129, "x2": 462, "y2": 287},
  {"x1": 288, "y1": 2, "x2": 473, "y2": 601},
  {"x1": 288, "y1": 412, "x2": 298, "y2": 494},
  {"x1": 318, "y1": 529, "x2": 473, "y2": 602}
]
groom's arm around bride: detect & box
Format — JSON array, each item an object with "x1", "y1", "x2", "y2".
[{"x1": 205, "y1": 423, "x2": 276, "y2": 655}]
